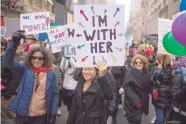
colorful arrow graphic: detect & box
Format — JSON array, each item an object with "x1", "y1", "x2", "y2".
[
  {"x1": 80, "y1": 10, "x2": 88, "y2": 21},
  {"x1": 91, "y1": 6, "x2": 95, "y2": 15},
  {"x1": 118, "y1": 33, "x2": 124, "y2": 37},
  {"x1": 113, "y1": 7, "x2": 120, "y2": 17},
  {"x1": 78, "y1": 22, "x2": 84, "y2": 28},
  {"x1": 111, "y1": 54, "x2": 117, "y2": 63},
  {"x1": 114, "y1": 21, "x2": 120, "y2": 27},
  {"x1": 102, "y1": 57, "x2": 107, "y2": 63},
  {"x1": 115, "y1": 47, "x2": 122, "y2": 51},
  {"x1": 82, "y1": 56, "x2": 88, "y2": 62},
  {"x1": 104, "y1": 9, "x2": 107, "y2": 14},
  {"x1": 77, "y1": 44, "x2": 85, "y2": 49},
  {"x1": 93, "y1": 56, "x2": 96, "y2": 65},
  {"x1": 76, "y1": 34, "x2": 82, "y2": 37}
]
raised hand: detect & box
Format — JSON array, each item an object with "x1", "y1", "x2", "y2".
[{"x1": 96, "y1": 60, "x2": 107, "y2": 76}]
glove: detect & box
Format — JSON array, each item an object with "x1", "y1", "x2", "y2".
[
  {"x1": 11, "y1": 30, "x2": 25, "y2": 47},
  {"x1": 153, "y1": 90, "x2": 158, "y2": 101},
  {"x1": 49, "y1": 115, "x2": 56, "y2": 124},
  {"x1": 136, "y1": 103, "x2": 141, "y2": 109}
]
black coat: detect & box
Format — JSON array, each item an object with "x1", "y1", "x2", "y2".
[
  {"x1": 110, "y1": 67, "x2": 123, "y2": 89},
  {"x1": 66, "y1": 73, "x2": 114, "y2": 124},
  {"x1": 123, "y1": 68, "x2": 152, "y2": 123},
  {"x1": 152, "y1": 65, "x2": 173, "y2": 108},
  {"x1": 172, "y1": 72, "x2": 186, "y2": 112}
]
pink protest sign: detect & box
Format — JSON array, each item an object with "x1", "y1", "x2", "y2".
[{"x1": 20, "y1": 12, "x2": 50, "y2": 34}]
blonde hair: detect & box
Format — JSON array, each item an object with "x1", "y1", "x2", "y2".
[
  {"x1": 131, "y1": 54, "x2": 149, "y2": 70},
  {"x1": 157, "y1": 54, "x2": 171, "y2": 68}
]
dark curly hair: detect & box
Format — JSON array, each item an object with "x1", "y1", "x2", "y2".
[{"x1": 24, "y1": 47, "x2": 54, "y2": 70}]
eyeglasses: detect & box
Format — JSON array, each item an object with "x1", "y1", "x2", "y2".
[
  {"x1": 31, "y1": 56, "x2": 44, "y2": 61},
  {"x1": 135, "y1": 61, "x2": 143, "y2": 65}
]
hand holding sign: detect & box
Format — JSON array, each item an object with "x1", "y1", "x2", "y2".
[{"x1": 96, "y1": 60, "x2": 107, "y2": 76}]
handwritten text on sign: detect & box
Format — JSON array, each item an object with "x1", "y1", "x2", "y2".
[
  {"x1": 47, "y1": 26, "x2": 65, "y2": 53},
  {"x1": 73, "y1": 5, "x2": 125, "y2": 67},
  {"x1": 20, "y1": 12, "x2": 50, "y2": 34}
]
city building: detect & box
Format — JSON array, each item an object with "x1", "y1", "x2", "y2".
[
  {"x1": 168, "y1": 0, "x2": 180, "y2": 19},
  {"x1": 78, "y1": 0, "x2": 107, "y2": 4},
  {"x1": 1, "y1": 0, "x2": 55, "y2": 21}
]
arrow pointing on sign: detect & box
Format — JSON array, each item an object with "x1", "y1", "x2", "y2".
[
  {"x1": 93, "y1": 56, "x2": 96, "y2": 65},
  {"x1": 91, "y1": 6, "x2": 95, "y2": 15},
  {"x1": 80, "y1": 10, "x2": 88, "y2": 21},
  {"x1": 102, "y1": 57, "x2": 107, "y2": 63},
  {"x1": 115, "y1": 47, "x2": 122, "y2": 51},
  {"x1": 82, "y1": 56, "x2": 88, "y2": 62},
  {"x1": 111, "y1": 54, "x2": 117, "y2": 63},
  {"x1": 113, "y1": 7, "x2": 120, "y2": 17},
  {"x1": 78, "y1": 22, "x2": 84, "y2": 28},
  {"x1": 76, "y1": 34, "x2": 82, "y2": 37},
  {"x1": 114, "y1": 21, "x2": 120, "y2": 27},
  {"x1": 118, "y1": 33, "x2": 124, "y2": 37},
  {"x1": 104, "y1": 9, "x2": 107, "y2": 14},
  {"x1": 77, "y1": 44, "x2": 85, "y2": 49}
]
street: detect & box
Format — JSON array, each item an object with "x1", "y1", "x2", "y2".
[{"x1": 56, "y1": 96, "x2": 155, "y2": 124}]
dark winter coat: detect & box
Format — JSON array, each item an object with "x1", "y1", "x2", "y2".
[
  {"x1": 152, "y1": 65, "x2": 173, "y2": 108},
  {"x1": 110, "y1": 67, "x2": 123, "y2": 89},
  {"x1": 1, "y1": 56, "x2": 20, "y2": 99},
  {"x1": 66, "y1": 73, "x2": 114, "y2": 124},
  {"x1": 123, "y1": 68, "x2": 152, "y2": 123},
  {"x1": 172, "y1": 72, "x2": 186, "y2": 112}
]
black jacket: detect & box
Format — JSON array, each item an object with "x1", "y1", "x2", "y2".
[
  {"x1": 66, "y1": 73, "x2": 114, "y2": 124},
  {"x1": 152, "y1": 65, "x2": 173, "y2": 108},
  {"x1": 1, "y1": 57, "x2": 20, "y2": 99},
  {"x1": 123, "y1": 68, "x2": 152, "y2": 123},
  {"x1": 110, "y1": 67, "x2": 123, "y2": 89},
  {"x1": 172, "y1": 72, "x2": 186, "y2": 112}
]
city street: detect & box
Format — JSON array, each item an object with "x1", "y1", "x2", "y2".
[{"x1": 56, "y1": 97, "x2": 155, "y2": 124}]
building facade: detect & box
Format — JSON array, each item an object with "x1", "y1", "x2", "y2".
[{"x1": 1, "y1": 0, "x2": 55, "y2": 21}]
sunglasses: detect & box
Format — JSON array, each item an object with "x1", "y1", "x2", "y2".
[
  {"x1": 135, "y1": 61, "x2": 143, "y2": 65},
  {"x1": 31, "y1": 56, "x2": 44, "y2": 61}
]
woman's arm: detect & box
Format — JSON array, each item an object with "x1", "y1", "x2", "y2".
[
  {"x1": 51, "y1": 72, "x2": 59, "y2": 115},
  {"x1": 97, "y1": 72, "x2": 114, "y2": 100},
  {"x1": 3, "y1": 45, "x2": 25, "y2": 77}
]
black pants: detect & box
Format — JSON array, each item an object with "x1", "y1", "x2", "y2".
[
  {"x1": 15, "y1": 114, "x2": 46, "y2": 124},
  {"x1": 62, "y1": 88, "x2": 73, "y2": 112},
  {"x1": 58, "y1": 89, "x2": 63, "y2": 107}
]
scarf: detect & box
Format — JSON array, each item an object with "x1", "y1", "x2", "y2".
[{"x1": 34, "y1": 68, "x2": 52, "y2": 73}]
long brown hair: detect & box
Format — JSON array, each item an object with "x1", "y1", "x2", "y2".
[{"x1": 24, "y1": 47, "x2": 54, "y2": 70}]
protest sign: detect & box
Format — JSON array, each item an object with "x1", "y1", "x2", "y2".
[
  {"x1": 158, "y1": 18, "x2": 173, "y2": 54},
  {"x1": 47, "y1": 26, "x2": 65, "y2": 53},
  {"x1": 20, "y1": 12, "x2": 50, "y2": 34},
  {"x1": 72, "y1": 5, "x2": 125, "y2": 67}
]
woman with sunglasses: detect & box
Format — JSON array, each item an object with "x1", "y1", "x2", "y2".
[
  {"x1": 3, "y1": 31, "x2": 58, "y2": 124},
  {"x1": 123, "y1": 54, "x2": 153, "y2": 124}
]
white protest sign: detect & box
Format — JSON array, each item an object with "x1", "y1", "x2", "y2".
[
  {"x1": 47, "y1": 26, "x2": 65, "y2": 53},
  {"x1": 72, "y1": 5, "x2": 125, "y2": 67},
  {"x1": 20, "y1": 12, "x2": 50, "y2": 34},
  {"x1": 158, "y1": 18, "x2": 173, "y2": 54},
  {"x1": 64, "y1": 24, "x2": 79, "y2": 57}
]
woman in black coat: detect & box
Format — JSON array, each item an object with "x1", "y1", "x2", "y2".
[
  {"x1": 66, "y1": 61, "x2": 114, "y2": 124},
  {"x1": 152, "y1": 54, "x2": 173, "y2": 124},
  {"x1": 171, "y1": 57, "x2": 186, "y2": 124},
  {"x1": 123, "y1": 54, "x2": 152, "y2": 124}
]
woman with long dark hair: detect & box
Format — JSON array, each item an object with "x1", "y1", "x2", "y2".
[
  {"x1": 66, "y1": 61, "x2": 114, "y2": 124},
  {"x1": 3, "y1": 31, "x2": 58, "y2": 124}
]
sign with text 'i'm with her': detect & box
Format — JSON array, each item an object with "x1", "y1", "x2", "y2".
[
  {"x1": 47, "y1": 26, "x2": 65, "y2": 53},
  {"x1": 72, "y1": 5, "x2": 125, "y2": 67},
  {"x1": 20, "y1": 12, "x2": 50, "y2": 34}
]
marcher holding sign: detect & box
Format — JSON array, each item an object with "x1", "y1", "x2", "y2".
[
  {"x1": 20, "y1": 12, "x2": 50, "y2": 34},
  {"x1": 70, "y1": 5, "x2": 125, "y2": 67},
  {"x1": 47, "y1": 26, "x2": 65, "y2": 53}
]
